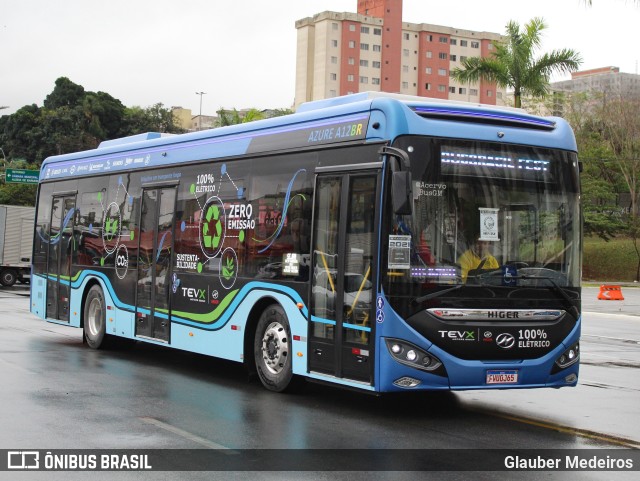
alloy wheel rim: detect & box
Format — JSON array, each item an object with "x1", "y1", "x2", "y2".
[
  {"x1": 261, "y1": 321, "x2": 289, "y2": 375},
  {"x1": 87, "y1": 297, "x2": 103, "y2": 337}
]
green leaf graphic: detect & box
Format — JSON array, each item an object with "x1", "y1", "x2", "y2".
[{"x1": 222, "y1": 257, "x2": 235, "y2": 280}]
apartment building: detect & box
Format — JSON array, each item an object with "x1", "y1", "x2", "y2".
[
  {"x1": 521, "y1": 67, "x2": 640, "y2": 116},
  {"x1": 295, "y1": 0, "x2": 505, "y2": 108},
  {"x1": 551, "y1": 66, "x2": 640, "y2": 98}
]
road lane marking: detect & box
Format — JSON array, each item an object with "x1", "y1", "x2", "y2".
[
  {"x1": 0, "y1": 356, "x2": 36, "y2": 374},
  {"x1": 583, "y1": 310, "x2": 640, "y2": 320},
  {"x1": 140, "y1": 417, "x2": 238, "y2": 453},
  {"x1": 582, "y1": 334, "x2": 640, "y2": 344},
  {"x1": 466, "y1": 407, "x2": 640, "y2": 449},
  {"x1": 579, "y1": 380, "x2": 640, "y2": 393}
]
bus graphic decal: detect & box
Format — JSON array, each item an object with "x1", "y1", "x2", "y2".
[{"x1": 255, "y1": 168, "x2": 306, "y2": 253}]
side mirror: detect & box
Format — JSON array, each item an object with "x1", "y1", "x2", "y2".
[
  {"x1": 379, "y1": 146, "x2": 413, "y2": 216},
  {"x1": 392, "y1": 171, "x2": 413, "y2": 215}
]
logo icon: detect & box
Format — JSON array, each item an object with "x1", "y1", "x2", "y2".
[
  {"x1": 219, "y1": 247, "x2": 238, "y2": 289},
  {"x1": 172, "y1": 273, "x2": 180, "y2": 294},
  {"x1": 496, "y1": 333, "x2": 515, "y2": 349},
  {"x1": 200, "y1": 197, "x2": 225, "y2": 258},
  {"x1": 115, "y1": 244, "x2": 129, "y2": 280},
  {"x1": 102, "y1": 202, "x2": 122, "y2": 254},
  {"x1": 204, "y1": 205, "x2": 222, "y2": 249},
  {"x1": 222, "y1": 256, "x2": 235, "y2": 281},
  {"x1": 8, "y1": 451, "x2": 39, "y2": 469}
]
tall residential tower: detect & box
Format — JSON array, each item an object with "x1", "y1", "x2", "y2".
[{"x1": 295, "y1": 0, "x2": 505, "y2": 108}]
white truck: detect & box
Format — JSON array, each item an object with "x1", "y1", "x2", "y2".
[{"x1": 0, "y1": 205, "x2": 34, "y2": 286}]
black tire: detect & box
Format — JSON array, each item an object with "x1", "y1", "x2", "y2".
[
  {"x1": 83, "y1": 285, "x2": 107, "y2": 349},
  {"x1": 0, "y1": 269, "x2": 18, "y2": 287},
  {"x1": 254, "y1": 304, "x2": 293, "y2": 392}
]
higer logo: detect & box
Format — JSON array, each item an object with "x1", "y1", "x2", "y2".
[{"x1": 496, "y1": 333, "x2": 516, "y2": 349}]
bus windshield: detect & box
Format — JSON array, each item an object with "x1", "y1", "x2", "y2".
[{"x1": 385, "y1": 136, "x2": 581, "y2": 304}]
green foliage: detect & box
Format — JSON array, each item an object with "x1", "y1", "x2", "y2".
[
  {"x1": 215, "y1": 107, "x2": 267, "y2": 127},
  {"x1": 0, "y1": 160, "x2": 39, "y2": 206},
  {"x1": 556, "y1": 88, "x2": 640, "y2": 279},
  {"x1": 43, "y1": 77, "x2": 85, "y2": 109},
  {"x1": 451, "y1": 18, "x2": 582, "y2": 107},
  {"x1": 554, "y1": 91, "x2": 640, "y2": 244},
  {"x1": 583, "y1": 236, "x2": 640, "y2": 281},
  {"x1": 0, "y1": 78, "x2": 185, "y2": 168},
  {"x1": 0, "y1": 78, "x2": 190, "y2": 206},
  {"x1": 120, "y1": 104, "x2": 186, "y2": 136},
  {"x1": 268, "y1": 108, "x2": 294, "y2": 118},
  {"x1": 0, "y1": 183, "x2": 37, "y2": 206}
]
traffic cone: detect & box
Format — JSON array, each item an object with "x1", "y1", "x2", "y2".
[{"x1": 597, "y1": 285, "x2": 624, "y2": 301}]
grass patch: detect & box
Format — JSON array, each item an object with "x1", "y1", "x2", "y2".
[{"x1": 583, "y1": 236, "x2": 640, "y2": 281}]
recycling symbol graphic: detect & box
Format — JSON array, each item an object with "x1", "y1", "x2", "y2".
[
  {"x1": 203, "y1": 204, "x2": 222, "y2": 249},
  {"x1": 200, "y1": 197, "x2": 226, "y2": 258}
]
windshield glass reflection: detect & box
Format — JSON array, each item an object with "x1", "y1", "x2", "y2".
[{"x1": 385, "y1": 137, "x2": 581, "y2": 297}]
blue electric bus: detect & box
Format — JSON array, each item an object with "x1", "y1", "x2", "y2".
[{"x1": 31, "y1": 92, "x2": 581, "y2": 392}]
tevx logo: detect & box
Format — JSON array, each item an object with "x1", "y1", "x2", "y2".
[
  {"x1": 438, "y1": 330, "x2": 476, "y2": 341},
  {"x1": 182, "y1": 287, "x2": 206, "y2": 302}
]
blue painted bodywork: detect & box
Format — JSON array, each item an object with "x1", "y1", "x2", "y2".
[{"x1": 33, "y1": 93, "x2": 580, "y2": 392}]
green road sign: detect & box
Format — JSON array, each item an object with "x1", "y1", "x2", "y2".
[{"x1": 5, "y1": 168, "x2": 39, "y2": 184}]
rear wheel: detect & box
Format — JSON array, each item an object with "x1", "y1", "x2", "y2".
[
  {"x1": 254, "y1": 305, "x2": 293, "y2": 392},
  {"x1": 84, "y1": 285, "x2": 107, "y2": 349}
]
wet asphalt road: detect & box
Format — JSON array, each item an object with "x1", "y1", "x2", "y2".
[
  {"x1": 456, "y1": 286, "x2": 640, "y2": 448},
  {"x1": 0, "y1": 285, "x2": 638, "y2": 480}
]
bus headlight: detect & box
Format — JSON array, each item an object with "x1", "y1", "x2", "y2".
[
  {"x1": 555, "y1": 341, "x2": 580, "y2": 370},
  {"x1": 384, "y1": 338, "x2": 445, "y2": 375}
]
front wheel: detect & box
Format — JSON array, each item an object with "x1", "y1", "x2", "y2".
[
  {"x1": 84, "y1": 285, "x2": 107, "y2": 349},
  {"x1": 254, "y1": 305, "x2": 293, "y2": 392}
]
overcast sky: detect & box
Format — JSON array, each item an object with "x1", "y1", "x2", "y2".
[{"x1": 1, "y1": 0, "x2": 637, "y2": 116}]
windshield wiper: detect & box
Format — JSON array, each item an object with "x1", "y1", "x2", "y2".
[
  {"x1": 516, "y1": 275, "x2": 580, "y2": 319},
  {"x1": 414, "y1": 284, "x2": 463, "y2": 304}
]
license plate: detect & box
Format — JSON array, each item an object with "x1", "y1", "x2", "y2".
[{"x1": 486, "y1": 370, "x2": 518, "y2": 384}]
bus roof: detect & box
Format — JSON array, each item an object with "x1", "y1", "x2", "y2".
[
  {"x1": 39, "y1": 92, "x2": 576, "y2": 182},
  {"x1": 298, "y1": 91, "x2": 528, "y2": 114}
]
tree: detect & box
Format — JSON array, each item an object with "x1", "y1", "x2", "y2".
[
  {"x1": 558, "y1": 88, "x2": 640, "y2": 279},
  {"x1": 451, "y1": 18, "x2": 582, "y2": 108},
  {"x1": 43, "y1": 77, "x2": 85, "y2": 110},
  {"x1": 596, "y1": 96, "x2": 640, "y2": 218},
  {"x1": 82, "y1": 91, "x2": 125, "y2": 140},
  {"x1": 241, "y1": 108, "x2": 266, "y2": 123},
  {"x1": 120, "y1": 103, "x2": 186, "y2": 135},
  {"x1": 0, "y1": 160, "x2": 39, "y2": 206},
  {"x1": 267, "y1": 108, "x2": 294, "y2": 118},
  {"x1": 215, "y1": 108, "x2": 267, "y2": 127}
]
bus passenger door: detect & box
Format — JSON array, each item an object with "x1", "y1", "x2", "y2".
[
  {"x1": 46, "y1": 194, "x2": 76, "y2": 322},
  {"x1": 135, "y1": 187, "x2": 176, "y2": 343},
  {"x1": 309, "y1": 173, "x2": 379, "y2": 384}
]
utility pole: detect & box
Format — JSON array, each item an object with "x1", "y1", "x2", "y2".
[{"x1": 195, "y1": 92, "x2": 207, "y2": 130}]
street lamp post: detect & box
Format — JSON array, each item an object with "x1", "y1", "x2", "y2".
[{"x1": 195, "y1": 92, "x2": 207, "y2": 130}]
